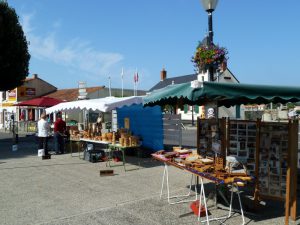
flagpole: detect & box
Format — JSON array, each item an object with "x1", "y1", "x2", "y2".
[
  {"x1": 121, "y1": 68, "x2": 124, "y2": 98},
  {"x1": 136, "y1": 81, "x2": 138, "y2": 96},
  {"x1": 108, "y1": 76, "x2": 112, "y2": 97},
  {"x1": 135, "y1": 68, "x2": 137, "y2": 96},
  {"x1": 133, "y1": 71, "x2": 135, "y2": 96},
  {"x1": 136, "y1": 70, "x2": 139, "y2": 96}
]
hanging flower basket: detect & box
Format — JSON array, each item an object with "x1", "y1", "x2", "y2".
[{"x1": 192, "y1": 45, "x2": 228, "y2": 72}]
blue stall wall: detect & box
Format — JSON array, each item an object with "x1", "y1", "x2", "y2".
[{"x1": 117, "y1": 104, "x2": 163, "y2": 151}]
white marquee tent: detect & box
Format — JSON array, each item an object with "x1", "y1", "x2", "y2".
[{"x1": 45, "y1": 96, "x2": 143, "y2": 114}]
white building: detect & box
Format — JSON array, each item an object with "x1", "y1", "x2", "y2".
[{"x1": 149, "y1": 67, "x2": 242, "y2": 121}]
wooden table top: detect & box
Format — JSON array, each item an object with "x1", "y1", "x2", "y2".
[{"x1": 152, "y1": 153, "x2": 254, "y2": 185}]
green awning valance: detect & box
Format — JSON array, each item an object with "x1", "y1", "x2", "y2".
[{"x1": 144, "y1": 82, "x2": 300, "y2": 107}]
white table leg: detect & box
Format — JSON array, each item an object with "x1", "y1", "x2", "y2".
[
  {"x1": 227, "y1": 183, "x2": 234, "y2": 218},
  {"x1": 236, "y1": 184, "x2": 245, "y2": 225},
  {"x1": 160, "y1": 163, "x2": 167, "y2": 199},
  {"x1": 226, "y1": 183, "x2": 245, "y2": 225},
  {"x1": 199, "y1": 183, "x2": 245, "y2": 225},
  {"x1": 198, "y1": 177, "x2": 210, "y2": 224},
  {"x1": 160, "y1": 163, "x2": 198, "y2": 204}
]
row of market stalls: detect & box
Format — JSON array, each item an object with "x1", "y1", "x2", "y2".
[
  {"x1": 45, "y1": 96, "x2": 164, "y2": 151},
  {"x1": 11, "y1": 79, "x2": 300, "y2": 223},
  {"x1": 3, "y1": 97, "x2": 64, "y2": 133}
]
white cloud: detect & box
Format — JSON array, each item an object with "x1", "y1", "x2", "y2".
[
  {"x1": 22, "y1": 13, "x2": 35, "y2": 34},
  {"x1": 20, "y1": 14, "x2": 124, "y2": 79}
]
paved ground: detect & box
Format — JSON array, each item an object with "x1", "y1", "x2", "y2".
[{"x1": 0, "y1": 132, "x2": 299, "y2": 225}]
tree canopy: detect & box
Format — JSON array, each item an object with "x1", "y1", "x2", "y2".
[{"x1": 0, "y1": 1, "x2": 30, "y2": 91}]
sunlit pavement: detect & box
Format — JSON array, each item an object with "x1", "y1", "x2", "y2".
[{"x1": 0, "y1": 132, "x2": 299, "y2": 225}]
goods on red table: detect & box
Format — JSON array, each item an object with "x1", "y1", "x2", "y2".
[
  {"x1": 177, "y1": 149, "x2": 192, "y2": 154},
  {"x1": 200, "y1": 158, "x2": 214, "y2": 165},
  {"x1": 185, "y1": 154, "x2": 200, "y2": 162},
  {"x1": 152, "y1": 151, "x2": 254, "y2": 186},
  {"x1": 156, "y1": 150, "x2": 165, "y2": 155},
  {"x1": 164, "y1": 152, "x2": 178, "y2": 158}
]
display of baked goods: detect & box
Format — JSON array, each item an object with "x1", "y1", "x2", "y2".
[
  {"x1": 164, "y1": 152, "x2": 178, "y2": 158},
  {"x1": 177, "y1": 149, "x2": 192, "y2": 154},
  {"x1": 173, "y1": 146, "x2": 182, "y2": 151},
  {"x1": 185, "y1": 154, "x2": 200, "y2": 162},
  {"x1": 152, "y1": 149, "x2": 253, "y2": 186},
  {"x1": 200, "y1": 158, "x2": 214, "y2": 164}
]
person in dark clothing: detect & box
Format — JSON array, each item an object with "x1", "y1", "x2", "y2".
[{"x1": 54, "y1": 114, "x2": 66, "y2": 154}]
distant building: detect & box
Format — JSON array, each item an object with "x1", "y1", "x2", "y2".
[
  {"x1": 0, "y1": 74, "x2": 146, "y2": 130},
  {"x1": 45, "y1": 87, "x2": 146, "y2": 102},
  {"x1": 0, "y1": 74, "x2": 57, "y2": 129}
]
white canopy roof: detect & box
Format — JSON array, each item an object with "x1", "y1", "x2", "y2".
[{"x1": 45, "y1": 96, "x2": 143, "y2": 114}]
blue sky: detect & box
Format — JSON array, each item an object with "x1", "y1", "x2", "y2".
[{"x1": 8, "y1": 0, "x2": 300, "y2": 91}]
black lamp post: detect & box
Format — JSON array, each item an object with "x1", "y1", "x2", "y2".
[{"x1": 201, "y1": 0, "x2": 219, "y2": 81}]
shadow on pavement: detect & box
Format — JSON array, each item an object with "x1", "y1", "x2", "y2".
[
  {"x1": 0, "y1": 133, "x2": 39, "y2": 160},
  {"x1": 196, "y1": 182, "x2": 300, "y2": 224}
]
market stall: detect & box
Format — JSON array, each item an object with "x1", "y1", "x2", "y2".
[
  {"x1": 144, "y1": 81, "x2": 300, "y2": 224},
  {"x1": 117, "y1": 104, "x2": 163, "y2": 151},
  {"x1": 144, "y1": 81, "x2": 300, "y2": 107},
  {"x1": 46, "y1": 96, "x2": 145, "y2": 165},
  {"x1": 15, "y1": 96, "x2": 64, "y2": 132},
  {"x1": 46, "y1": 96, "x2": 143, "y2": 138},
  {"x1": 153, "y1": 150, "x2": 252, "y2": 224}
]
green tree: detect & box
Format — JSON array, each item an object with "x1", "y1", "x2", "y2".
[{"x1": 0, "y1": 1, "x2": 30, "y2": 91}]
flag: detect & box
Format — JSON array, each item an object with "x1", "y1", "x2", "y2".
[
  {"x1": 134, "y1": 72, "x2": 139, "y2": 83},
  {"x1": 121, "y1": 68, "x2": 124, "y2": 79}
]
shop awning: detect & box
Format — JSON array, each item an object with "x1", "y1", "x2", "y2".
[
  {"x1": 143, "y1": 82, "x2": 198, "y2": 106},
  {"x1": 15, "y1": 96, "x2": 64, "y2": 107},
  {"x1": 143, "y1": 82, "x2": 300, "y2": 107},
  {"x1": 45, "y1": 96, "x2": 144, "y2": 114}
]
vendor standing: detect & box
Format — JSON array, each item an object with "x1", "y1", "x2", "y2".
[
  {"x1": 37, "y1": 113, "x2": 50, "y2": 155},
  {"x1": 54, "y1": 113, "x2": 66, "y2": 154}
]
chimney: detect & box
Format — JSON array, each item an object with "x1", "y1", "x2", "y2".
[
  {"x1": 160, "y1": 68, "x2": 167, "y2": 81},
  {"x1": 221, "y1": 62, "x2": 227, "y2": 72},
  {"x1": 33, "y1": 74, "x2": 38, "y2": 79}
]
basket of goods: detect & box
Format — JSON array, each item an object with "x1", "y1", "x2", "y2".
[
  {"x1": 94, "y1": 136, "x2": 102, "y2": 141},
  {"x1": 102, "y1": 133, "x2": 107, "y2": 141},
  {"x1": 121, "y1": 133, "x2": 130, "y2": 139},
  {"x1": 112, "y1": 132, "x2": 116, "y2": 144},
  {"x1": 83, "y1": 130, "x2": 89, "y2": 139},
  {"x1": 106, "y1": 132, "x2": 113, "y2": 141},
  {"x1": 129, "y1": 136, "x2": 139, "y2": 146},
  {"x1": 119, "y1": 137, "x2": 124, "y2": 146},
  {"x1": 124, "y1": 137, "x2": 130, "y2": 147}
]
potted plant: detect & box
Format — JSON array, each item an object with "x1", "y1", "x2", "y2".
[{"x1": 192, "y1": 44, "x2": 228, "y2": 73}]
